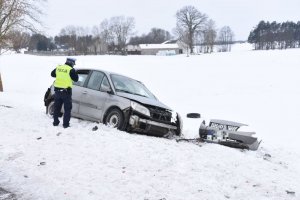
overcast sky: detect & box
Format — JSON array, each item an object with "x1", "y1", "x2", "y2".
[{"x1": 43, "y1": 0, "x2": 300, "y2": 40}]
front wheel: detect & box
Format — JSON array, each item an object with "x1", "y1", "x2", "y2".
[{"x1": 104, "y1": 108, "x2": 124, "y2": 130}]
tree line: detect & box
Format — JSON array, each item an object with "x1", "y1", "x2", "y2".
[
  {"x1": 248, "y1": 20, "x2": 300, "y2": 50},
  {"x1": 1, "y1": 3, "x2": 235, "y2": 56},
  {"x1": 0, "y1": 0, "x2": 45, "y2": 91}
]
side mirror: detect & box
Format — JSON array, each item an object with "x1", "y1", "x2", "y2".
[
  {"x1": 187, "y1": 113, "x2": 201, "y2": 118},
  {"x1": 107, "y1": 90, "x2": 114, "y2": 95},
  {"x1": 101, "y1": 85, "x2": 113, "y2": 94}
]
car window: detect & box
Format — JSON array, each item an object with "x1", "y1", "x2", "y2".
[
  {"x1": 87, "y1": 71, "x2": 105, "y2": 90},
  {"x1": 100, "y1": 76, "x2": 111, "y2": 92},
  {"x1": 73, "y1": 70, "x2": 90, "y2": 87},
  {"x1": 111, "y1": 74, "x2": 156, "y2": 99}
]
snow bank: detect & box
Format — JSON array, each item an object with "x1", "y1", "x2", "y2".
[{"x1": 0, "y1": 45, "x2": 300, "y2": 199}]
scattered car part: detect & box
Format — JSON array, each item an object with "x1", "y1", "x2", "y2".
[
  {"x1": 186, "y1": 113, "x2": 201, "y2": 118},
  {"x1": 186, "y1": 113, "x2": 261, "y2": 150}
]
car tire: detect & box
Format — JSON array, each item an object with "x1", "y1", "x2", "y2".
[
  {"x1": 46, "y1": 101, "x2": 55, "y2": 118},
  {"x1": 105, "y1": 108, "x2": 124, "y2": 130},
  {"x1": 46, "y1": 101, "x2": 63, "y2": 118},
  {"x1": 186, "y1": 113, "x2": 201, "y2": 118}
]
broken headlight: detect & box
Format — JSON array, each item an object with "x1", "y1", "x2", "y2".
[{"x1": 131, "y1": 101, "x2": 150, "y2": 117}]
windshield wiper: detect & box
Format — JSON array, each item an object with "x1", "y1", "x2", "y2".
[
  {"x1": 115, "y1": 89, "x2": 132, "y2": 94},
  {"x1": 132, "y1": 93, "x2": 148, "y2": 98},
  {"x1": 116, "y1": 89, "x2": 148, "y2": 98}
]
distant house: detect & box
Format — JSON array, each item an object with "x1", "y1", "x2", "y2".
[{"x1": 126, "y1": 40, "x2": 185, "y2": 55}]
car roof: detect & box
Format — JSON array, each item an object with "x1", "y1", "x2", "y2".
[
  {"x1": 76, "y1": 68, "x2": 140, "y2": 82},
  {"x1": 76, "y1": 68, "x2": 111, "y2": 75}
]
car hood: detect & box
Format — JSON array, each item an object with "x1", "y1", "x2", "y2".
[{"x1": 116, "y1": 92, "x2": 172, "y2": 110}]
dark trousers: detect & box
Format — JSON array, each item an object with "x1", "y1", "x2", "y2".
[{"x1": 53, "y1": 90, "x2": 72, "y2": 127}]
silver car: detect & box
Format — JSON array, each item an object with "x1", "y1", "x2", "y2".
[{"x1": 44, "y1": 68, "x2": 182, "y2": 137}]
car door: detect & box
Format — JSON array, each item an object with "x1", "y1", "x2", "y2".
[
  {"x1": 71, "y1": 70, "x2": 90, "y2": 115},
  {"x1": 79, "y1": 70, "x2": 111, "y2": 120}
]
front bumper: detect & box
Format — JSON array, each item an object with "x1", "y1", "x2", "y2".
[{"x1": 129, "y1": 115, "x2": 177, "y2": 136}]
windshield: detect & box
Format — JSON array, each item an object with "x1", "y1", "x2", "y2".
[{"x1": 111, "y1": 74, "x2": 156, "y2": 99}]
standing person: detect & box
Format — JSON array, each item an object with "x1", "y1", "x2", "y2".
[{"x1": 51, "y1": 58, "x2": 78, "y2": 128}]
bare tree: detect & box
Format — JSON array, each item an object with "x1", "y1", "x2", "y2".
[
  {"x1": 9, "y1": 30, "x2": 30, "y2": 52},
  {"x1": 0, "y1": 70, "x2": 2, "y2": 92},
  {"x1": 109, "y1": 16, "x2": 135, "y2": 54},
  {"x1": 218, "y1": 26, "x2": 234, "y2": 52},
  {"x1": 99, "y1": 19, "x2": 115, "y2": 53},
  {"x1": 59, "y1": 26, "x2": 78, "y2": 53},
  {"x1": 91, "y1": 26, "x2": 102, "y2": 55},
  {"x1": 74, "y1": 26, "x2": 92, "y2": 55},
  {"x1": 129, "y1": 28, "x2": 172, "y2": 45},
  {"x1": 147, "y1": 28, "x2": 172, "y2": 43},
  {"x1": 100, "y1": 19, "x2": 113, "y2": 44},
  {"x1": 0, "y1": 0, "x2": 45, "y2": 92},
  {"x1": 0, "y1": 0, "x2": 44, "y2": 50},
  {"x1": 91, "y1": 20, "x2": 114, "y2": 54},
  {"x1": 203, "y1": 19, "x2": 217, "y2": 53},
  {"x1": 173, "y1": 27, "x2": 190, "y2": 56},
  {"x1": 175, "y1": 5, "x2": 207, "y2": 54}
]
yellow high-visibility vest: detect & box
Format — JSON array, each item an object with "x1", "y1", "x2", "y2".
[{"x1": 54, "y1": 65, "x2": 73, "y2": 88}]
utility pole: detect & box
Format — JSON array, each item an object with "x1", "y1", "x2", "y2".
[{"x1": 0, "y1": 73, "x2": 3, "y2": 92}]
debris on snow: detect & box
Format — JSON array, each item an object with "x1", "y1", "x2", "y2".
[
  {"x1": 263, "y1": 153, "x2": 272, "y2": 161},
  {"x1": 0, "y1": 105, "x2": 13, "y2": 109},
  {"x1": 39, "y1": 162, "x2": 46, "y2": 166},
  {"x1": 92, "y1": 126, "x2": 98, "y2": 131},
  {"x1": 56, "y1": 132, "x2": 62, "y2": 136},
  {"x1": 286, "y1": 190, "x2": 295, "y2": 195}
]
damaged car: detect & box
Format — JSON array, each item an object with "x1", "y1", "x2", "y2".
[{"x1": 44, "y1": 68, "x2": 182, "y2": 137}]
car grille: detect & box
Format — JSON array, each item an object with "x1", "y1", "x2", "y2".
[{"x1": 148, "y1": 106, "x2": 172, "y2": 123}]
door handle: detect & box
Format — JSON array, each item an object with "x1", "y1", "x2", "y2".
[{"x1": 82, "y1": 91, "x2": 88, "y2": 94}]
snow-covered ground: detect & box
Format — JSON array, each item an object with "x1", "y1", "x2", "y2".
[{"x1": 0, "y1": 44, "x2": 300, "y2": 200}]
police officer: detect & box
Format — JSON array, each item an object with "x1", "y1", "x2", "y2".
[{"x1": 51, "y1": 58, "x2": 78, "y2": 128}]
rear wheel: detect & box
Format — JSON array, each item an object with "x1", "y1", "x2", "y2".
[
  {"x1": 104, "y1": 108, "x2": 124, "y2": 130},
  {"x1": 46, "y1": 101, "x2": 55, "y2": 118},
  {"x1": 46, "y1": 101, "x2": 63, "y2": 118}
]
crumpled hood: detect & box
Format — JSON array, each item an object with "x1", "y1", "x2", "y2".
[{"x1": 116, "y1": 92, "x2": 172, "y2": 110}]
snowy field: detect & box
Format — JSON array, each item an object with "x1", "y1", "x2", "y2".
[{"x1": 0, "y1": 43, "x2": 300, "y2": 199}]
